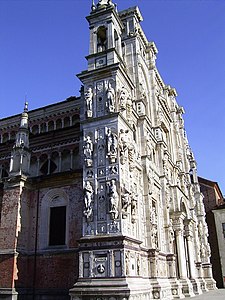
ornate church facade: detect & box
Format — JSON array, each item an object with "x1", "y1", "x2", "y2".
[{"x1": 0, "y1": 1, "x2": 216, "y2": 299}]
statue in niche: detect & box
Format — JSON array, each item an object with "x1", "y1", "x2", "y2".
[
  {"x1": 131, "y1": 192, "x2": 138, "y2": 223},
  {"x1": 200, "y1": 243, "x2": 207, "y2": 261},
  {"x1": 151, "y1": 225, "x2": 158, "y2": 249},
  {"x1": 125, "y1": 251, "x2": 130, "y2": 275},
  {"x1": 157, "y1": 105, "x2": 163, "y2": 125},
  {"x1": 149, "y1": 48, "x2": 156, "y2": 70},
  {"x1": 168, "y1": 219, "x2": 175, "y2": 252},
  {"x1": 106, "y1": 128, "x2": 117, "y2": 163},
  {"x1": 85, "y1": 87, "x2": 93, "y2": 118},
  {"x1": 84, "y1": 181, "x2": 93, "y2": 210},
  {"x1": 198, "y1": 221, "x2": 204, "y2": 240},
  {"x1": 83, "y1": 181, "x2": 94, "y2": 222},
  {"x1": 147, "y1": 167, "x2": 154, "y2": 195},
  {"x1": 97, "y1": 143, "x2": 105, "y2": 166},
  {"x1": 163, "y1": 152, "x2": 169, "y2": 178},
  {"x1": 83, "y1": 135, "x2": 93, "y2": 167},
  {"x1": 128, "y1": 143, "x2": 135, "y2": 171},
  {"x1": 119, "y1": 88, "x2": 127, "y2": 111},
  {"x1": 121, "y1": 190, "x2": 130, "y2": 218},
  {"x1": 119, "y1": 129, "x2": 129, "y2": 164},
  {"x1": 150, "y1": 206, "x2": 157, "y2": 225},
  {"x1": 106, "y1": 82, "x2": 115, "y2": 113},
  {"x1": 126, "y1": 93, "x2": 133, "y2": 123},
  {"x1": 108, "y1": 179, "x2": 119, "y2": 220}
]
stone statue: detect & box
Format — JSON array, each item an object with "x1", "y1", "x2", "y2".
[
  {"x1": 83, "y1": 181, "x2": 94, "y2": 222},
  {"x1": 168, "y1": 219, "x2": 175, "y2": 252},
  {"x1": 85, "y1": 87, "x2": 93, "y2": 117},
  {"x1": 131, "y1": 193, "x2": 138, "y2": 223},
  {"x1": 119, "y1": 88, "x2": 127, "y2": 111},
  {"x1": 121, "y1": 191, "x2": 130, "y2": 218},
  {"x1": 84, "y1": 181, "x2": 93, "y2": 211},
  {"x1": 106, "y1": 83, "x2": 115, "y2": 113},
  {"x1": 108, "y1": 179, "x2": 119, "y2": 220},
  {"x1": 83, "y1": 135, "x2": 93, "y2": 167},
  {"x1": 106, "y1": 128, "x2": 117, "y2": 163},
  {"x1": 119, "y1": 129, "x2": 129, "y2": 164},
  {"x1": 150, "y1": 206, "x2": 157, "y2": 225},
  {"x1": 151, "y1": 225, "x2": 158, "y2": 249}
]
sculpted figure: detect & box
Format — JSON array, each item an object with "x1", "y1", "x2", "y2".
[
  {"x1": 106, "y1": 129, "x2": 117, "y2": 155},
  {"x1": 121, "y1": 192, "x2": 130, "y2": 216},
  {"x1": 106, "y1": 128, "x2": 117, "y2": 163},
  {"x1": 119, "y1": 88, "x2": 127, "y2": 111},
  {"x1": 119, "y1": 129, "x2": 129, "y2": 163},
  {"x1": 83, "y1": 181, "x2": 94, "y2": 222},
  {"x1": 83, "y1": 136, "x2": 93, "y2": 166},
  {"x1": 106, "y1": 83, "x2": 115, "y2": 113},
  {"x1": 84, "y1": 181, "x2": 93, "y2": 210},
  {"x1": 150, "y1": 206, "x2": 157, "y2": 225},
  {"x1": 85, "y1": 87, "x2": 93, "y2": 113},
  {"x1": 108, "y1": 180, "x2": 119, "y2": 219},
  {"x1": 151, "y1": 225, "x2": 158, "y2": 249}
]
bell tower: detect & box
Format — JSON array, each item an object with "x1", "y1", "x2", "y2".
[
  {"x1": 70, "y1": 1, "x2": 144, "y2": 299},
  {"x1": 87, "y1": 0, "x2": 123, "y2": 71}
]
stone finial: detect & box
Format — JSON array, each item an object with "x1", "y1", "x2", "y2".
[
  {"x1": 97, "y1": 0, "x2": 114, "y2": 7},
  {"x1": 24, "y1": 101, "x2": 28, "y2": 113},
  {"x1": 91, "y1": 0, "x2": 96, "y2": 11}
]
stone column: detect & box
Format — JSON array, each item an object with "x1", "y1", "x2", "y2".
[
  {"x1": 186, "y1": 235, "x2": 196, "y2": 278},
  {"x1": 184, "y1": 220, "x2": 196, "y2": 279},
  {"x1": 58, "y1": 152, "x2": 62, "y2": 172},
  {"x1": 175, "y1": 229, "x2": 187, "y2": 278},
  {"x1": 36, "y1": 157, "x2": 40, "y2": 176},
  {"x1": 70, "y1": 149, "x2": 73, "y2": 169},
  {"x1": 47, "y1": 154, "x2": 51, "y2": 175},
  {"x1": 121, "y1": 250, "x2": 125, "y2": 276},
  {"x1": 107, "y1": 21, "x2": 114, "y2": 49},
  {"x1": 109, "y1": 250, "x2": 114, "y2": 277},
  {"x1": 172, "y1": 213, "x2": 187, "y2": 279},
  {"x1": 79, "y1": 252, "x2": 83, "y2": 278}
]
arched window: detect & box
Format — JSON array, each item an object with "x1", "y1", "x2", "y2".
[
  {"x1": 56, "y1": 119, "x2": 62, "y2": 130},
  {"x1": 97, "y1": 26, "x2": 107, "y2": 52},
  {"x1": 64, "y1": 116, "x2": 70, "y2": 128},
  {"x1": 39, "y1": 189, "x2": 69, "y2": 249},
  {"x1": 48, "y1": 120, "x2": 54, "y2": 131},
  {"x1": 40, "y1": 123, "x2": 47, "y2": 133},
  {"x1": 2, "y1": 133, "x2": 8, "y2": 143},
  {"x1": 32, "y1": 125, "x2": 39, "y2": 135}
]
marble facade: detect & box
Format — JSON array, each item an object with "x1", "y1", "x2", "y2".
[{"x1": 0, "y1": 1, "x2": 216, "y2": 299}]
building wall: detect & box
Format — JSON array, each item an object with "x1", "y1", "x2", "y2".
[{"x1": 213, "y1": 208, "x2": 225, "y2": 288}]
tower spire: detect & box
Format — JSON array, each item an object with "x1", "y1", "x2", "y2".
[
  {"x1": 9, "y1": 102, "x2": 31, "y2": 176},
  {"x1": 91, "y1": 0, "x2": 96, "y2": 11}
]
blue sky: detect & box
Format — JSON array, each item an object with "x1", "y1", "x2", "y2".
[{"x1": 1, "y1": 0, "x2": 225, "y2": 194}]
